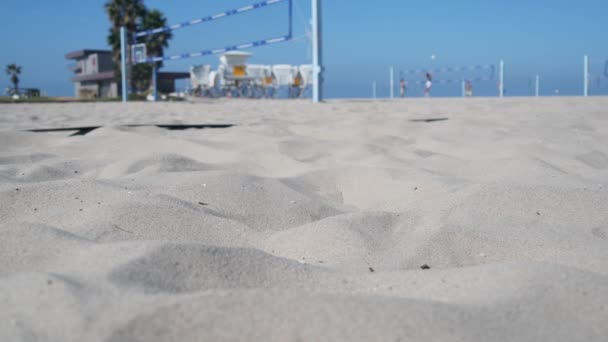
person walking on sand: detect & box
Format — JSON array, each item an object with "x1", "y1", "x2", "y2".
[
  {"x1": 424, "y1": 72, "x2": 432, "y2": 97},
  {"x1": 465, "y1": 80, "x2": 473, "y2": 97},
  {"x1": 400, "y1": 78, "x2": 406, "y2": 98}
]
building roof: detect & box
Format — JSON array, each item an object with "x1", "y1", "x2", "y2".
[{"x1": 66, "y1": 49, "x2": 111, "y2": 60}]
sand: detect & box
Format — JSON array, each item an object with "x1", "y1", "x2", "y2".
[{"x1": 1, "y1": 97, "x2": 607, "y2": 341}]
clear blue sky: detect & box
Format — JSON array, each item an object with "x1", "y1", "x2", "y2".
[{"x1": 1, "y1": 0, "x2": 607, "y2": 98}]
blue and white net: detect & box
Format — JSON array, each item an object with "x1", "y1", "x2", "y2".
[
  {"x1": 133, "y1": 0, "x2": 293, "y2": 64},
  {"x1": 401, "y1": 64, "x2": 495, "y2": 85}
]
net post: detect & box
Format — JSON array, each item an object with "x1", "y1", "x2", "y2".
[
  {"x1": 312, "y1": 0, "x2": 323, "y2": 103},
  {"x1": 120, "y1": 26, "x2": 128, "y2": 102},
  {"x1": 372, "y1": 81, "x2": 377, "y2": 99},
  {"x1": 152, "y1": 63, "x2": 158, "y2": 102},
  {"x1": 584, "y1": 55, "x2": 589, "y2": 97},
  {"x1": 461, "y1": 79, "x2": 465, "y2": 97},
  {"x1": 288, "y1": 0, "x2": 293, "y2": 39},
  {"x1": 499, "y1": 59, "x2": 504, "y2": 98},
  {"x1": 535, "y1": 75, "x2": 540, "y2": 97},
  {"x1": 390, "y1": 67, "x2": 394, "y2": 99}
]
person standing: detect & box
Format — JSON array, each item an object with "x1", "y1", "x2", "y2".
[
  {"x1": 424, "y1": 73, "x2": 432, "y2": 97},
  {"x1": 400, "y1": 78, "x2": 406, "y2": 98},
  {"x1": 465, "y1": 80, "x2": 473, "y2": 97}
]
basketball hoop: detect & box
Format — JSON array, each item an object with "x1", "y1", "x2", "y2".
[{"x1": 132, "y1": 44, "x2": 147, "y2": 64}]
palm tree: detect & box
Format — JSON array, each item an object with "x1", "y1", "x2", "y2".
[
  {"x1": 140, "y1": 9, "x2": 172, "y2": 70},
  {"x1": 105, "y1": 1, "x2": 172, "y2": 94},
  {"x1": 104, "y1": 0, "x2": 146, "y2": 88},
  {"x1": 5, "y1": 64, "x2": 22, "y2": 95},
  {"x1": 132, "y1": 9, "x2": 172, "y2": 92}
]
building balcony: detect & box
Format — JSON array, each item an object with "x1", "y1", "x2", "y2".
[{"x1": 71, "y1": 71, "x2": 115, "y2": 83}]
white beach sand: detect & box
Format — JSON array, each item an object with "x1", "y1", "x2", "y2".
[{"x1": 1, "y1": 97, "x2": 607, "y2": 341}]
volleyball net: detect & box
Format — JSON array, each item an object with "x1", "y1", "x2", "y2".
[
  {"x1": 130, "y1": 0, "x2": 293, "y2": 65},
  {"x1": 400, "y1": 64, "x2": 495, "y2": 85}
]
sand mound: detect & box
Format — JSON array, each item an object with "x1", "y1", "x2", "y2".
[
  {"x1": 120, "y1": 153, "x2": 216, "y2": 175},
  {"x1": 107, "y1": 277, "x2": 608, "y2": 342},
  {"x1": 109, "y1": 244, "x2": 323, "y2": 293},
  {"x1": 577, "y1": 150, "x2": 608, "y2": 170},
  {"x1": 262, "y1": 211, "x2": 412, "y2": 269},
  {"x1": 117, "y1": 171, "x2": 344, "y2": 231},
  {"x1": 0, "y1": 180, "x2": 253, "y2": 244},
  {"x1": 0, "y1": 132, "x2": 59, "y2": 151},
  {"x1": 0, "y1": 153, "x2": 56, "y2": 165},
  {"x1": 16, "y1": 164, "x2": 76, "y2": 182},
  {"x1": 0, "y1": 222, "x2": 92, "y2": 274}
]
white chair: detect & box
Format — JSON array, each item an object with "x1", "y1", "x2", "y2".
[
  {"x1": 299, "y1": 65, "x2": 313, "y2": 97},
  {"x1": 190, "y1": 65, "x2": 211, "y2": 95},
  {"x1": 206, "y1": 70, "x2": 223, "y2": 97},
  {"x1": 290, "y1": 66, "x2": 304, "y2": 98},
  {"x1": 216, "y1": 65, "x2": 229, "y2": 88},
  {"x1": 262, "y1": 65, "x2": 276, "y2": 98},
  {"x1": 208, "y1": 71, "x2": 219, "y2": 88},
  {"x1": 272, "y1": 65, "x2": 295, "y2": 87},
  {"x1": 272, "y1": 64, "x2": 297, "y2": 98},
  {"x1": 246, "y1": 64, "x2": 274, "y2": 98},
  {"x1": 246, "y1": 64, "x2": 266, "y2": 85}
]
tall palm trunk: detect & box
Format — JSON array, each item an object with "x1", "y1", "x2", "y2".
[
  {"x1": 5, "y1": 64, "x2": 21, "y2": 95},
  {"x1": 11, "y1": 75, "x2": 19, "y2": 94}
]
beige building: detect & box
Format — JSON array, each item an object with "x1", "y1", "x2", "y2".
[
  {"x1": 66, "y1": 49, "x2": 189, "y2": 99},
  {"x1": 66, "y1": 50, "x2": 117, "y2": 98}
]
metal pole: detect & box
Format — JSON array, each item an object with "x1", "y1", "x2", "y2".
[
  {"x1": 390, "y1": 67, "x2": 394, "y2": 99},
  {"x1": 120, "y1": 26, "x2": 128, "y2": 102},
  {"x1": 373, "y1": 81, "x2": 376, "y2": 99},
  {"x1": 499, "y1": 59, "x2": 504, "y2": 98},
  {"x1": 461, "y1": 79, "x2": 465, "y2": 97},
  {"x1": 312, "y1": 0, "x2": 323, "y2": 103},
  {"x1": 152, "y1": 62, "x2": 158, "y2": 102},
  {"x1": 584, "y1": 55, "x2": 589, "y2": 97},
  {"x1": 288, "y1": 0, "x2": 293, "y2": 39},
  {"x1": 535, "y1": 75, "x2": 540, "y2": 97}
]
